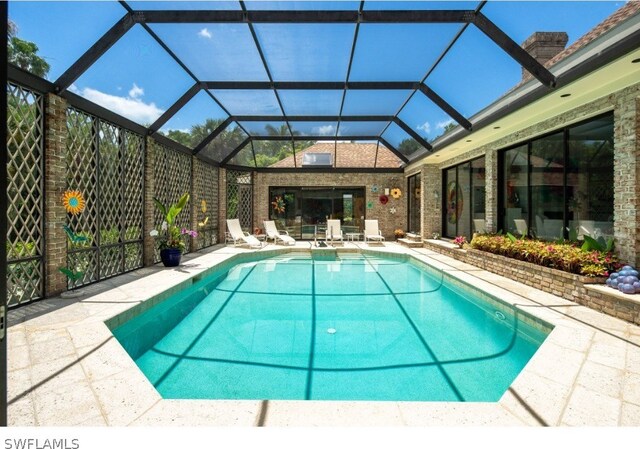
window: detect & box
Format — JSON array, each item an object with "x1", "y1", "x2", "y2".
[
  {"x1": 499, "y1": 113, "x2": 614, "y2": 240},
  {"x1": 269, "y1": 187, "x2": 365, "y2": 239},
  {"x1": 443, "y1": 156, "x2": 485, "y2": 239}
]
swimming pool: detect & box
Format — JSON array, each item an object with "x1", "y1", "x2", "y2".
[{"x1": 111, "y1": 252, "x2": 550, "y2": 402}]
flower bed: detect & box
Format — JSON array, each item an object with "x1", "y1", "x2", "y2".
[
  {"x1": 423, "y1": 239, "x2": 639, "y2": 325},
  {"x1": 469, "y1": 234, "x2": 618, "y2": 277}
]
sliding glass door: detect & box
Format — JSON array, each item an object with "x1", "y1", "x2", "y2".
[
  {"x1": 443, "y1": 157, "x2": 486, "y2": 239},
  {"x1": 269, "y1": 187, "x2": 366, "y2": 239}
]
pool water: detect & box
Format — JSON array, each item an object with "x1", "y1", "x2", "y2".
[{"x1": 112, "y1": 253, "x2": 549, "y2": 402}]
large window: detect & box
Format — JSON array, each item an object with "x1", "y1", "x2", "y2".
[
  {"x1": 499, "y1": 113, "x2": 613, "y2": 240},
  {"x1": 268, "y1": 187, "x2": 365, "y2": 239},
  {"x1": 443, "y1": 156, "x2": 485, "y2": 239}
]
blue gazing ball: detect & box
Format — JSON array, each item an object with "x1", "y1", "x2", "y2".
[{"x1": 620, "y1": 284, "x2": 635, "y2": 294}]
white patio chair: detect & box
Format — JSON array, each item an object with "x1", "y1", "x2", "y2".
[
  {"x1": 226, "y1": 219, "x2": 264, "y2": 248},
  {"x1": 263, "y1": 220, "x2": 296, "y2": 245},
  {"x1": 364, "y1": 219, "x2": 385, "y2": 244},
  {"x1": 473, "y1": 219, "x2": 486, "y2": 234},
  {"x1": 514, "y1": 219, "x2": 528, "y2": 237},
  {"x1": 325, "y1": 219, "x2": 344, "y2": 245}
]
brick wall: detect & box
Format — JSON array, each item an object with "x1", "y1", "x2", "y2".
[
  {"x1": 424, "y1": 241, "x2": 640, "y2": 325},
  {"x1": 43, "y1": 93, "x2": 68, "y2": 296},
  {"x1": 423, "y1": 82, "x2": 640, "y2": 265},
  {"x1": 218, "y1": 168, "x2": 227, "y2": 242},
  {"x1": 420, "y1": 165, "x2": 441, "y2": 238},
  {"x1": 252, "y1": 171, "x2": 407, "y2": 239},
  {"x1": 613, "y1": 94, "x2": 640, "y2": 266},
  {"x1": 143, "y1": 137, "x2": 156, "y2": 266}
]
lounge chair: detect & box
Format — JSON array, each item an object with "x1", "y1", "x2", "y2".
[
  {"x1": 325, "y1": 219, "x2": 344, "y2": 245},
  {"x1": 473, "y1": 219, "x2": 486, "y2": 234},
  {"x1": 263, "y1": 220, "x2": 296, "y2": 245},
  {"x1": 514, "y1": 219, "x2": 528, "y2": 237},
  {"x1": 226, "y1": 219, "x2": 264, "y2": 248},
  {"x1": 364, "y1": 220, "x2": 385, "y2": 244}
]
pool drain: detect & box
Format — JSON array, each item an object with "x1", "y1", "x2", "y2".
[
  {"x1": 494, "y1": 311, "x2": 506, "y2": 321},
  {"x1": 327, "y1": 328, "x2": 336, "y2": 334}
]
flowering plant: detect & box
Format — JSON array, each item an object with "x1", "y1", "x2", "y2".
[
  {"x1": 453, "y1": 235, "x2": 467, "y2": 248},
  {"x1": 150, "y1": 193, "x2": 196, "y2": 252},
  {"x1": 470, "y1": 234, "x2": 618, "y2": 277},
  {"x1": 394, "y1": 229, "x2": 405, "y2": 238}
]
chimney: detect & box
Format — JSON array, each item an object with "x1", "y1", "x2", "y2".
[{"x1": 521, "y1": 31, "x2": 568, "y2": 79}]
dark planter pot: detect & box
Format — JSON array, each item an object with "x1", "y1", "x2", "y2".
[{"x1": 160, "y1": 248, "x2": 182, "y2": 267}]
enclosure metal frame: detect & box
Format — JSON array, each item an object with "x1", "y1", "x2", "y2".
[
  {"x1": 7, "y1": 0, "x2": 570, "y2": 169},
  {"x1": 6, "y1": 0, "x2": 639, "y2": 170}
]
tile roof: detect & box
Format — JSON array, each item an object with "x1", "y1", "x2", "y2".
[
  {"x1": 269, "y1": 142, "x2": 403, "y2": 168},
  {"x1": 519, "y1": 1, "x2": 640, "y2": 86}
]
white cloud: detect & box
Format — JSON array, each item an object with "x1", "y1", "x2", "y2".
[
  {"x1": 436, "y1": 119, "x2": 454, "y2": 130},
  {"x1": 128, "y1": 83, "x2": 144, "y2": 99},
  {"x1": 72, "y1": 84, "x2": 164, "y2": 124},
  {"x1": 160, "y1": 127, "x2": 190, "y2": 135},
  {"x1": 313, "y1": 125, "x2": 335, "y2": 136},
  {"x1": 417, "y1": 121, "x2": 431, "y2": 134},
  {"x1": 198, "y1": 28, "x2": 212, "y2": 39}
]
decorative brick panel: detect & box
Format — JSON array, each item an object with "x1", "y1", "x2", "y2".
[
  {"x1": 43, "y1": 93, "x2": 68, "y2": 296},
  {"x1": 253, "y1": 172, "x2": 407, "y2": 239}
]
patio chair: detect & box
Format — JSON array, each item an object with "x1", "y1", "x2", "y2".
[
  {"x1": 364, "y1": 220, "x2": 385, "y2": 244},
  {"x1": 325, "y1": 219, "x2": 344, "y2": 245},
  {"x1": 226, "y1": 219, "x2": 264, "y2": 248},
  {"x1": 472, "y1": 219, "x2": 486, "y2": 234},
  {"x1": 263, "y1": 220, "x2": 296, "y2": 246},
  {"x1": 514, "y1": 219, "x2": 528, "y2": 237}
]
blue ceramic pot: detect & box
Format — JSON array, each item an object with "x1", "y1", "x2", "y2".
[{"x1": 160, "y1": 248, "x2": 182, "y2": 267}]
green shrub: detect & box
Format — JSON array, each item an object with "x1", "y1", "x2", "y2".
[
  {"x1": 470, "y1": 234, "x2": 618, "y2": 277},
  {"x1": 6, "y1": 241, "x2": 37, "y2": 259}
]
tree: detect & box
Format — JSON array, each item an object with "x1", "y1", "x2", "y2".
[
  {"x1": 7, "y1": 20, "x2": 50, "y2": 78},
  {"x1": 398, "y1": 138, "x2": 421, "y2": 155},
  {"x1": 432, "y1": 122, "x2": 458, "y2": 141},
  {"x1": 165, "y1": 129, "x2": 191, "y2": 147}
]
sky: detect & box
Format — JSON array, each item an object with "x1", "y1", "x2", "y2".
[{"x1": 8, "y1": 0, "x2": 626, "y2": 145}]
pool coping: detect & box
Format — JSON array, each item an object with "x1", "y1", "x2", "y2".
[{"x1": 7, "y1": 243, "x2": 640, "y2": 426}]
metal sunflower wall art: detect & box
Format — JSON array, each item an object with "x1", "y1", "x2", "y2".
[
  {"x1": 62, "y1": 190, "x2": 86, "y2": 215},
  {"x1": 272, "y1": 195, "x2": 286, "y2": 214},
  {"x1": 390, "y1": 188, "x2": 402, "y2": 199}
]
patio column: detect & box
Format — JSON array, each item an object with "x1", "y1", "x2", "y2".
[
  {"x1": 421, "y1": 164, "x2": 441, "y2": 238},
  {"x1": 218, "y1": 168, "x2": 227, "y2": 243},
  {"x1": 43, "y1": 93, "x2": 68, "y2": 297},
  {"x1": 143, "y1": 137, "x2": 156, "y2": 266},
  {"x1": 189, "y1": 156, "x2": 198, "y2": 252},
  {"x1": 613, "y1": 94, "x2": 640, "y2": 267},
  {"x1": 485, "y1": 149, "x2": 499, "y2": 234}
]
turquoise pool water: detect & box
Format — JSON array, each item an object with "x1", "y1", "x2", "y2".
[{"x1": 112, "y1": 253, "x2": 549, "y2": 402}]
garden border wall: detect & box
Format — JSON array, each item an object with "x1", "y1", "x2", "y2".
[{"x1": 423, "y1": 240, "x2": 640, "y2": 325}]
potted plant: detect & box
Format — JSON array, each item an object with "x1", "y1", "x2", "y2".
[
  {"x1": 453, "y1": 235, "x2": 467, "y2": 248},
  {"x1": 394, "y1": 229, "x2": 405, "y2": 240},
  {"x1": 150, "y1": 193, "x2": 197, "y2": 267}
]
